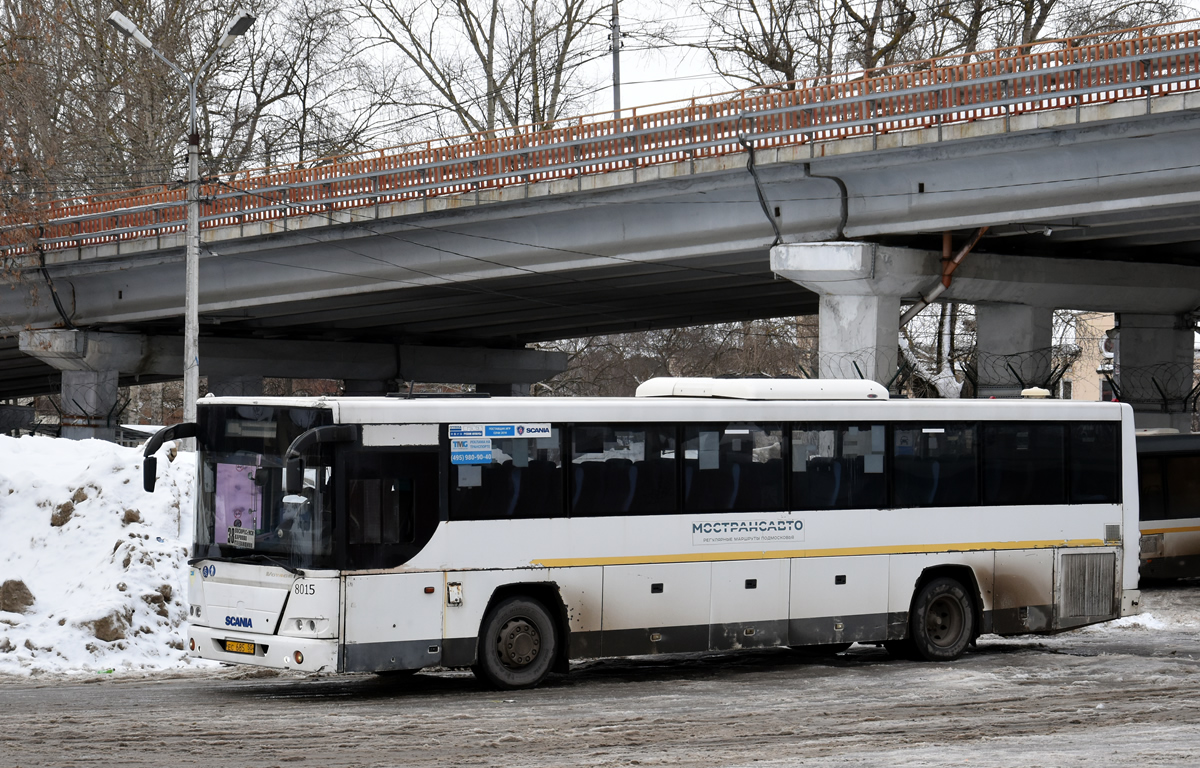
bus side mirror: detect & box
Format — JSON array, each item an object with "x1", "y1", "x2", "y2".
[
  {"x1": 285, "y1": 457, "x2": 305, "y2": 495},
  {"x1": 142, "y1": 422, "x2": 198, "y2": 493},
  {"x1": 143, "y1": 456, "x2": 158, "y2": 493}
]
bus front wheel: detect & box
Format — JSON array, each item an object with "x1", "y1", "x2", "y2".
[
  {"x1": 909, "y1": 577, "x2": 975, "y2": 661},
  {"x1": 473, "y1": 596, "x2": 558, "y2": 690}
]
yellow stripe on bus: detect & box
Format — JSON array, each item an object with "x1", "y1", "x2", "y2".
[
  {"x1": 530, "y1": 539, "x2": 1108, "y2": 568},
  {"x1": 1141, "y1": 525, "x2": 1200, "y2": 535}
]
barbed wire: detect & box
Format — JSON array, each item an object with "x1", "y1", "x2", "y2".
[
  {"x1": 961, "y1": 346, "x2": 1085, "y2": 397},
  {"x1": 1110, "y1": 362, "x2": 1200, "y2": 412}
]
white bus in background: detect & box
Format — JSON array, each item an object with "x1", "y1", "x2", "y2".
[
  {"x1": 1137, "y1": 430, "x2": 1200, "y2": 579},
  {"x1": 144, "y1": 378, "x2": 1141, "y2": 689}
]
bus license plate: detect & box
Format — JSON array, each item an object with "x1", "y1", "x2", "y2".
[{"x1": 225, "y1": 640, "x2": 255, "y2": 655}]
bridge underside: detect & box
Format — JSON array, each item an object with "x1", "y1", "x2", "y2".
[
  {"x1": 4, "y1": 98, "x2": 1200, "y2": 407},
  {"x1": 1, "y1": 251, "x2": 816, "y2": 398}
]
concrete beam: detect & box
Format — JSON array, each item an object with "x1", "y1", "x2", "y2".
[
  {"x1": 771, "y1": 242, "x2": 1200, "y2": 314},
  {"x1": 206, "y1": 374, "x2": 264, "y2": 398},
  {"x1": 400, "y1": 346, "x2": 566, "y2": 386},
  {"x1": 19, "y1": 330, "x2": 567, "y2": 386},
  {"x1": 18, "y1": 329, "x2": 151, "y2": 373}
]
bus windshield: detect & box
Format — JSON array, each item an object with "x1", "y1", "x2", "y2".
[{"x1": 193, "y1": 405, "x2": 335, "y2": 570}]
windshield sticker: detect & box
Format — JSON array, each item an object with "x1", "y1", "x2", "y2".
[
  {"x1": 450, "y1": 424, "x2": 551, "y2": 439},
  {"x1": 692, "y1": 519, "x2": 804, "y2": 546},
  {"x1": 451, "y1": 438, "x2": 493, "y2": 465},
  {"x1": 227, "y1": 526, "x2": 256, "y2": 549},
  {"x1": 214, "y1": 463, "x2": 262, "y2": 546}
]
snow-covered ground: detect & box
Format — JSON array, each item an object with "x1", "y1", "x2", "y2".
[{"x1": 0, "y1": 434, "x2": 212, "y2": 677}]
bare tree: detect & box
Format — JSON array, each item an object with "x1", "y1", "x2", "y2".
[
  {"x1": 690, "y1": 0, "x2": 1182, "y2": 90},
  {"x1": 537, "y1": 317, "x2": 820, "y2": 397},
  {"x1": 838, "y1": 0, "x2": 918, "y2": 70},
  {"x1": 0, "y1": 0, "x2": 409, "y2": 206},
  {"x1": 684, "y1": 0, "x2": 845, "y2": 87},
  {"x1": 356, "y1": 0, "x2": 609, "y2": 136},
  {"x1": 203, "y1": 0, "x2": 413, "y2": 172}
]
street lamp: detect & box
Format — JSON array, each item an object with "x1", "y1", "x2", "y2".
[{"x1": 107, "y1": 8, "x2": 255, "y2": 440}]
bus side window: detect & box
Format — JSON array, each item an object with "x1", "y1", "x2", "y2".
[
  {"x1": 1164, "y1": 455, "x2": 1200, "y2": 519},
  {"x1": 346, "y1": 451, "x2": 423, "y2": 545},
  {"x1": 1138, "y1": 456, "x2": 1166, "y2": 521},
  {"x1": 683, "y1": 423, "x2": 784, "y2": 513},
  {"x1": 892, "y1": 423, "x2": 979, "y2": 509},
  {"x1": 981, "y1": 423, "x2": 1066, "y2": 506},
  {"x1": 792, "y1": 424, "x2": 886, "y2": 510},
  {"x1": 450, "y1": 429, "x2": 563, "y2": 520},
  {"x1": 1068, "y1": 423, "x2": 1120, "y2": 504},
  {"x1": 570, "y1": 425, "x2": 675, "y2": 517},
  {"x1": 343, "y1": 448, "x2": 439, "y2": 569},
  {"x1": 348, "y1": 476, "x2": 413, "y2": 544}
]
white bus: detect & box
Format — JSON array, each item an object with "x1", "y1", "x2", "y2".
[
  {"x1": 144, "y1": 378, "x2": 1141, "y2": 689},
  {"x1": 1137, "y1": 431, "x2": 1200, "y2": 579}
]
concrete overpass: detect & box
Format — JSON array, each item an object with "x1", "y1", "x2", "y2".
[{"x1": 3, "y1": 22, "x2": 1200, "y2": 435}]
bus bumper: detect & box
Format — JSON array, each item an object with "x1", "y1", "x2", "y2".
[
  {"x1": 188, "y1": 624, "x2": 339, "y2": 673},
  {"x1": 1122, "y1": 589, "x2": 1142, "y2": 617}
]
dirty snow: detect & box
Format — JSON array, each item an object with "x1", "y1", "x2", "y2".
[{"x1": 0, "y1": 434, "x2": 213, "y2": 677}]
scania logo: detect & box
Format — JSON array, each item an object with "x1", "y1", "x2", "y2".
[
  {"x1": 517, "y1": 425, "x2": 525, "y2": 435},
  {"x1": 225, "y1": 616, "x2": 253, "y2": 628}
]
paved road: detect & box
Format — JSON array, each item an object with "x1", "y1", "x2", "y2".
[{"x1": 3, "y1": 586, "x2": 1200, "y2": 767}]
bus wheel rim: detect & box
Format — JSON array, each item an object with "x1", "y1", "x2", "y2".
[
  {"x1": 497, "y1": 618, "x2": 540, "y2": 668},
  {"x1": 926, "y1": 594, "x2": 964, "y2": 648}
]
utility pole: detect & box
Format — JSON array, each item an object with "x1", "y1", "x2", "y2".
[
  {"x1": 107, "y1": 8, "x2": 255, "y2": 444},
  {"x1": 611, "y1": 0, "x2": 621, "y2": 120}
]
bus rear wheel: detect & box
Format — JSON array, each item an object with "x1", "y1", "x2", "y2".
[
  {"x1": 473, "y1": 596, "x2": 558, "y2": 690},
  {"x1": 909, "y1": 577, "x2": 975, "y2": 661}
]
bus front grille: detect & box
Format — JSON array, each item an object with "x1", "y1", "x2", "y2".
[{"x1": 1059, "y1": 552, "x2": 1115, "y2": 618}]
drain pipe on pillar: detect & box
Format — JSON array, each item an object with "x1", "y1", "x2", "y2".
[{"x1": 899, "y1": 227, "x2": 990, "y2": 326}]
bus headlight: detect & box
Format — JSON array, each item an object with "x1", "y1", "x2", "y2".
[{"x1": 293, "y1": 651, "x2": 304, "y2": 665}]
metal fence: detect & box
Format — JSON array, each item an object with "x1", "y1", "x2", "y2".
[{"x1": 5, "y1": 19, "x2": 1200, "y2": 256}]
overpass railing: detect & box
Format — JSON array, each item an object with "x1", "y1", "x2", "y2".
[{"x1": 5, "y1": 19, "x2": 1200, "y2": 256}]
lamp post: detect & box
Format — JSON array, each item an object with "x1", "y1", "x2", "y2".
[{"x1": 107, "y1": 9, "x2": 255, "y2": 439}]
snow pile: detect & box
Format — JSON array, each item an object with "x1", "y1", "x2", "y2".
[
  {"x1": 0, "y1": 434, "x2": 204, "y2": 677},
  {"x1": 1097, "y1": 612, "x2": 1173, "y2": 631}
]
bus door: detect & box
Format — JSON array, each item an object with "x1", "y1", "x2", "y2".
[{"x1": 338, "y1": 433, "x2": 442, "y2": 673}]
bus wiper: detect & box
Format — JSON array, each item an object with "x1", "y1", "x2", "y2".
[{"x1": 223, "y1": 553, "x2": 306, "y2": 577}]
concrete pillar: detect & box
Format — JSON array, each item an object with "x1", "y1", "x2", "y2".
[
  {"x1": 60, "y1": 370, "x2": 119, "y2": 441},
  {"x1": 974, "y1": 303, "x2": 1053, "y2": 398},
  {"x1": 771, "y1": 242, "x2": 927, "y2": 384},
  {"x1": 817, "y1": 294, "x2": 900, "y2": 382},
  {"x1": 1115, "y1": 314, "x2": 1195, "y2": 432},
  {"x1": 206, "y1": 374, "x2": 263, "y2": 398}
]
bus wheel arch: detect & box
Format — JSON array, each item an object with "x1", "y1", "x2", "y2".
[
  {"x1": 472, "y1": 583, "x2": 569, "y2": 688},
  {"x1": 906, "y1": 566, "x2": 980, "y2": 661}
]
